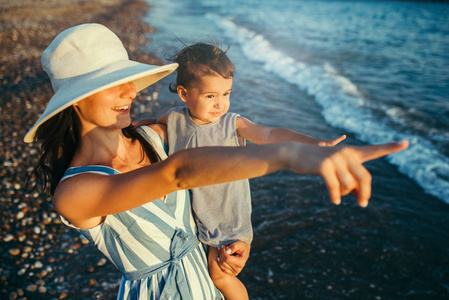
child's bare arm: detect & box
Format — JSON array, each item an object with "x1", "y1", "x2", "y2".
[
  {"x1": 236, "y1": 116, "x2": 346, "y2": 146},
  {"x1": 156, "y1": 113, "x2": 167, "y2": 125}
]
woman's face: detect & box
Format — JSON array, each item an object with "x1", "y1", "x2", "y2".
[{"x1": 74, "y1": 82, "x2": 137, "y2": 133}]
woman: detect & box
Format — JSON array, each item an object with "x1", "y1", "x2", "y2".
[{"x1": 25, "y1": 23, "x2": 408, "y2": 299}]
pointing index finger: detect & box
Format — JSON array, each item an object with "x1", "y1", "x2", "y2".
[{"x1": 357, "y1": 140, "x2": 409, "y2": 163}]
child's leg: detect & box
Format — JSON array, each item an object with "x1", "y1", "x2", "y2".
[{"x1": 208, "y1": 245, "x2": 249, "y2": 300}]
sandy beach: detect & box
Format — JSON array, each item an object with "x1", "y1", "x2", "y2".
[{"x1": 0, "y1": 0, "x2": 164, "y2": 299}]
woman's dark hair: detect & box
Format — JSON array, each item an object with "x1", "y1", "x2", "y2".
[
  {"x1": 168, "y1": 42, "x2": 235, "y2": 93},
  {"x1": 28, "y1": 106, "x2": 160, "y2": 195}
]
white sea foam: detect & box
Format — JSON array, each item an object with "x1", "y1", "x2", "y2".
[{"x1": 210, "y1": 14, "x2": 449, "y2": 204}]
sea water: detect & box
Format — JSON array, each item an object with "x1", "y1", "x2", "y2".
[
  {"x1": 141, "y1": 0, "x2": 449, "y2": 298},
  {"x1": 143, "y1": 0, "x2": 449, "y2": 205}
]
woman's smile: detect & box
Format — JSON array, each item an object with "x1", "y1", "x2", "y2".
[{"x1": 111, "y1": 105, "x2": 130, "y2": 113}]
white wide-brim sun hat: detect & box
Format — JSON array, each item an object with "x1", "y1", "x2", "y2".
[{"x1": 24, "y1": 23, "x2": 178, "y2": 143}]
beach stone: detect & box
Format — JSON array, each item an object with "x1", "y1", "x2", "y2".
[
  {"x1": 8, "y1": 291, "x2": 18, "y2": 300},
  {"x1": 34, "y1": 261, "x2": 43, "y2": 269},
  {"x1": 33, "y1": 226, "x2": 41, "y2": 234},
  {"x1": 96, "y1": 257, "x2": 107, "y2": 266},
  {"x1": 43, "y1": 215, "x2": 52, "y2": 224},
  {"x1": 4, "y1": 233, "x2": 14, "y2": 242},
  {"x1": 16, "y1": 211, "x2": 25, "y2": 220},
  {"x1": 26, "y1": 284, "x2": 37, "y2": 292},
  {"x1": 9, "y1": 248, "x2": 20, "y2": 256},
  {"x1": 59, "y1": 292, "x2": 68, "y2": 299},
  {"x1": 38, "y1": 286, "x2": 47, "y2": 293},
  {"x1": 17, "y1": 268, "x2": 26, "y2": 276},
  {"x1": 36, "y1": 279, "x2": 45, "y2": 286},
  {"x1": 80, "y1": 236, "x2": 90, "y2": 245},
  {"x1": 70, "y1": 243, "x2": 81, "y2": 250}
]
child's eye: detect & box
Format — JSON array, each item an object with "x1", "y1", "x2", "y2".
[
  {"x1": 205, "y1": 95, "x2": 215, "y2": 99},
  {"x1": 224, "y1": 92, "x2": 231, "y2": 96}
]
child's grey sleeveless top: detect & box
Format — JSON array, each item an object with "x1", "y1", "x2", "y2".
[{"x1": 166, "y1": 106, "x2": 252, "y2": 247}]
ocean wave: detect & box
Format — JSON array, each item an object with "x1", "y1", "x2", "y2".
[{"x1": 210, "y1": 13, "x2": 449, "y2": 204}]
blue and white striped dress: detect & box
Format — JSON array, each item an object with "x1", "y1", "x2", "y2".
[{"x1": 60, "y1": 127, "x2": 223, "y2": 300}]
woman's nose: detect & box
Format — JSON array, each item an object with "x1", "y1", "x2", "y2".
[{"x1": 120, "y1": 82, "x2": 137, "y2": 99}]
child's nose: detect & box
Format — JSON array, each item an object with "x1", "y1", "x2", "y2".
[{"x1": 215, "y1": 97, "x2": 224, "y2": 108}]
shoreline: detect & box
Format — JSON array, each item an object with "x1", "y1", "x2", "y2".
[{"x1": 0, "y1": 0, "x2": 164, "y2": 299}]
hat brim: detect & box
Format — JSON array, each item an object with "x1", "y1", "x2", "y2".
[{"x1": 24, "y1": 61, "x2": 178, "y2": 143}]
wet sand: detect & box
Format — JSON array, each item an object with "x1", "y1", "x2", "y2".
[{"x1": 0, "y1": 0, "x2": 164, "y2": 299}]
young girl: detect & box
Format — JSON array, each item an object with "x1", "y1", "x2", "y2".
[{"x1": 156, "y1": 42, "x2": 347, "y2": 300}]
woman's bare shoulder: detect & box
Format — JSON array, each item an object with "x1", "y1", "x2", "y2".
[
  {"x1": 148, "y1": 124, "x2": 168, "y2": 144},
  {"x1": 53, "y1": 173, "x2": 109, "y2": 228}
]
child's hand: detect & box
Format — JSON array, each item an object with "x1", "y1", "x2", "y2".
[
  {"x1": 317, "y1": 134, "x2": 347, "y2": 147},
  {"x1": 216, "y1": 241, "x2": 251, "y2": 276}
]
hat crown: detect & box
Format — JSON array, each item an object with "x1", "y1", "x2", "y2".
[{"x1": 42, "y1": 23, "x2": 129, "y2": 93}]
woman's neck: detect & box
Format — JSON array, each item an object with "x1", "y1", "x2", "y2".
[{"x1": 70, "y1": 128, "x2": 144, "y2": 172}]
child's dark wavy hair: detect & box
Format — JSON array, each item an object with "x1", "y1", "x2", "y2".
[
  {"x1": 27, "y1": 106, "x2": 161, "y2": 196},
  {"x1": 168, "y1": 42, "x2": 235, "y2": 93}
]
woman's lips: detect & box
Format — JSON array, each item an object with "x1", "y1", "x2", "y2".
[{"x1": 111, "y1": 105, "x2": 130, "y2": 112}]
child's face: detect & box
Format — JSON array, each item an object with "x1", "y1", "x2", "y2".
[{"x1": 179, "y1": 75, "x2": 233, "y2": 125}]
